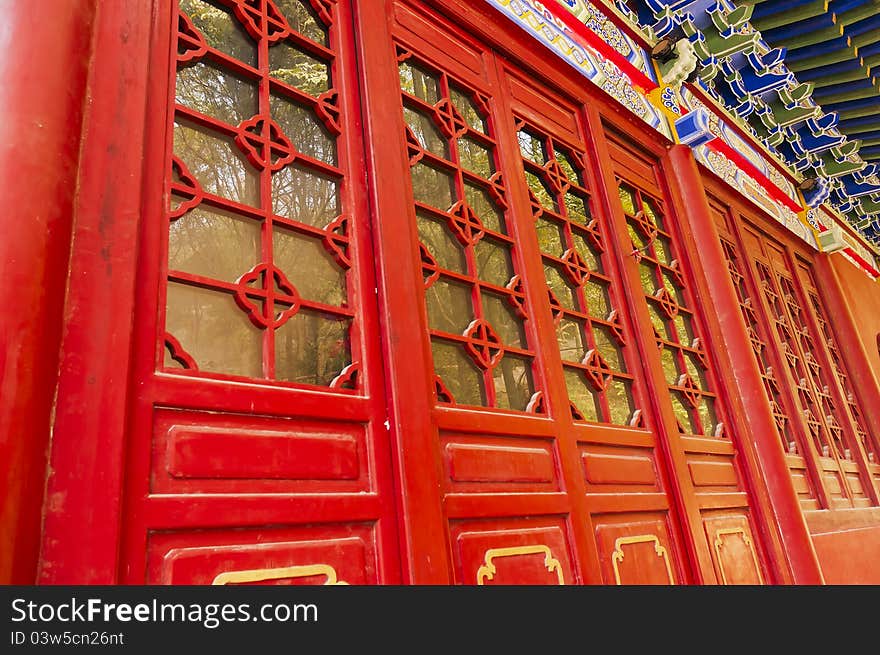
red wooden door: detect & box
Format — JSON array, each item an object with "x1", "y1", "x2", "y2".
[
  {"x1": 356, "y1": 0, "x2": 777, "y2": 584},
  {"x1": 119, "y1": 0, "x2": 402, "y2": 584},
  {"x1": 106, "y1": 0, "x2": 785, "y2": 584}
]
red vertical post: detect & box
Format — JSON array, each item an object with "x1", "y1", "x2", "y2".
[
  {"x1": 664, "y1": 144, "x2": 823, "y2": 584},
  {"x1": 37, "y1": 0, "x2": 156, "y2": 583},
  {"x1": 814, "y1": 254, "x2": 880, "y2": 456},
  {"x1": 0, "y1": 0, "x2": 97, "y2": 584}
]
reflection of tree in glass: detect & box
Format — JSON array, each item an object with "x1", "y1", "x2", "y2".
[
  {"x1": 494, "y1": 356, "x2": 532, "y2": 410},
  {"x1": 404, "y1": 107, "x2": 448, "y2": 158},
  {"x1": 417, "y1": 214, "x2": 466, "y2": 273},
  {"x1": 432, "y1": 339, "x2": 484, "y2": 406},
  {"x1": 166, "y1": 282, "x2": 263, "y2": 377},
  {"x1": 272, "y1": 227, "x2": 346, "y2": 307},
  {"x1": 269, "y1": 42, "x2": 330, "y2": 96},
  {"x1": 174, "y1": 121, "x2": 260, "y2": 205},
  {"x1": 180, "y1": 0, "x2": 256, "y2": 65},
  {"x1": 425, "y1": 278, "x2": 472, "y2": 334},
  {"x1": 168, "y1": 205, "x2": 260, "y2": 282},
  {"x1": 177, "y1": 61, "x2": 257, "y2": 125},
  {"x1": 270, "y1": 94, "x2": 336, "y2": 164},
  {"x1": 272, "y1": 164, "x2": 339, "y2": 226},
  {"x1": 474, "y1": 238, "x2": 513, "y2": 287},
  {"x1": 411, "y1": 163, "x2": 455, "y2": 211},
  {"x1": 276, "y1": 310, "x2": 350, "y2": 385},
  {"x1": 458, "y1": 137, "x2": 493, "y2": 178},
  {"x1": 275, "y1": 0, "x2": 328, "y2": 46}
]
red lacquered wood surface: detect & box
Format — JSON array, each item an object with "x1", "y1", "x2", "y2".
[
  {"x1": 27, "y1": 0, "x2": 880, "y2": 584},
  {"x1": 0, "y1": 0, "x2": 98, "y2": 584}
]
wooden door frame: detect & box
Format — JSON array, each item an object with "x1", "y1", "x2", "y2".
[{"x1": 37, "y1": 0, "x2": 858, "y2": 584}]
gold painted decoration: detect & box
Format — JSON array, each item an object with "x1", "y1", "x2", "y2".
[
  {"x1": 476, "y1": 545, "x2": 565, "y2": 585},
  {"x1": 611, "y1": 534, "x2": 674, "y2": 584},
  {"x1": 713, "y1": 527, "x2": 764, "y2": 585},
  {"x1": 212, "y1": 563, "x2": 349, "y2": 585}
]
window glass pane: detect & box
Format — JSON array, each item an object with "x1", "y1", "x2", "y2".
[
  {"x1": 660, "y1": 347, "x2": 678, "y2": 384},
  {"x1": 697, "y1": 397, "x2": 718, "y2": 436},
  {"x1": 275, "y1": 0, "x2": 328, "y2": 46},
  {"x1": 398, "y1": 60, "x2": 440, "y2": 103},
  {"x1": 556, "y1": 318, "x2": 585, "y2": 363},
  {"x1": 273, "y1": 226, "x2": 346, "y2": 306},
  {"x1": 268, "y1": 42, "x2": 330, "y2": 95},
  {"x1": 176, "y1": 61, "x2": 257, "y2": 125},
  {"x1": 517, "y1": 129, "x2": 545, "y2": 164},
  {"x1": 174, "y1": 120, "x2": 259, "y2": 206},
  {"x1": 647, "y1": 301, "x2": 670, "y2": 338},
  {"x1": 272, "y1": 164, "x2": 339, "y2": 226},
  {"x1": 270, "y1": 93, "x2": 336, "y2": 165},
  {"x1": 593, "y1": 325, "x2": 624, "y2": 371},
  {"x1": 450, "y1": 87, "x2": 486, "y2": 133},
  {"x1": 555, "y1": 149, "x2": 581, "y2": 185},
  {"x1": 544, "y1": 264, "x2": 576, "y2": 310},
  {"x1": 180, "y1": 0, "x2": 256, "y2": 66},
  {"x1": 464, "y1": 183, "x2": 503, "y2": 234},
  {"x1": 565, "y1": 367, "x2": 600, "y2": 422},
  {"x1": 404, "y1": 106, "x2": 449, "y2": 158},
  {"x1": 432, "y1": 339, "x2": 485, "y2": 406},
  {"x1": 670, "y1": 391, "x2": 695, "y2": 433},
  {"x1": 673, "y1": 313, "x2": 694, "y2": 345},
  {"x1": 572, "y1": 231, "x2": 601, "y2": 272},
  {"x1": 638, "y1": 262, "x2": 656, "y2": 294},
  {"x1": 169, "y1": 205, "x2": 260, "y2": 282},
  {"x1": 474, "y1": 237, "x2": 514, "y2": 287},
  {"x1": 536, "y1": 217, "x2": 565, "y2": 256},
  {"x1": 458, "y1": 137, "x2": 494, "y2": 178},
  {"x1": 494, "y1": 355, "x2": 534, "y2": 411},
  {"x1": 483, "y1": 293, "x2": 525, "y2": 349},
  {"x1": 417, "y1": 213, "x2": 466, "y2": 274},
  {"x1": 563, "y1": 191, "x2": 590, "y2": 225},
  {"x1": 425, "y1": 277, "x2": 472, "y2": 334},
  {"x1": 165, "y1": 282, "x2": 262, "y2": 377},
  {"x1": 684, "y1": 351, "x2": 708, "y2": 389},
  {"x1": 654, "y1": 236, "x2": 672, "y2": 265},
  {"x1": 411, "y1": 162, "x2": 455, "y2": 212},
  {"x1": 275, "y1": 310, "x2": 350, "y2": 385},
  {"x1": 607, "y1": 378, "x2": 635, "y2": 426},
  {"x1": 618, "y1": 183, "x2": 637, "y2": 215},
  {"x1": 583, "y1": 279, "x2": 611, "y2": 318},
  {"x1": 641, "y1": 196, "x2": 664, "y2": 230},
  {"x1": 526, "y1": 171, "x2": 555, "y2": 210}
]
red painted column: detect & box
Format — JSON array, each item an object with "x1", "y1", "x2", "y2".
[
  {"x1": 0, "y1": 0, "x2": 97, "y2": 583},
  {"x1": 664, "y1": 144, "x2": 824, "y2": 584}
]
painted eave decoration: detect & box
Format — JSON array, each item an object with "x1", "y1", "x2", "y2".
[{"x1": 485, "y1": 0, "x2": 880, "y2": 279}]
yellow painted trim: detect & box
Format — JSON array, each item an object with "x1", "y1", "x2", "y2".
[
  {"x1": 713, "y1": 527, "x2": 764, "y2": 585},
  {"x1": 212, "y1": 564, "x2": 349, "y2": 585},
  {"x1": 476, "y1": 545, "x2": 565, "y2": 584},
  {"x1": 611, "y1": 534, "x2": 674, "y2": 584}
]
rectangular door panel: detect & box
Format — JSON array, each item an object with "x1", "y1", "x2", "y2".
[{"x1": 120, "y1": 0, "x2": 401, "y2": 584}]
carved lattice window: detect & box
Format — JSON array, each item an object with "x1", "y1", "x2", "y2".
[
  {"x1": 516, "y1": 122, "x2": 642, "y2": 426},
  {"x1": 163, "y1": 0, "x2": 361, "y2": 390},
  {"x1": 398, "y1": 50, "x2": 540, "y2": 411},
  {"x1": 616, "y1": 180, "x2": 721, "y2": 437}
]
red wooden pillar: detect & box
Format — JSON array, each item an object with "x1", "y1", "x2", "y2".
[
  {"x1": 37, "y1": 0, "x2": 156, "y2": 583},
  {"x1": 814, "y1": 254, "x2": 880, "y2": 457},
  {"x1": 0, "y1": 0, "x2": 97, "y2": 584},
  {"x1": 663, "y1": 145, "x2": 824, "y2": 584}
]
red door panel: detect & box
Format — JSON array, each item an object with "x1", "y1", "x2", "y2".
[
  {"x1": 119, "y1": 0, "x2": 401, "y2": 584},
  {"x1": 596, "y1": 127, "x2": 773, "y2": 584},
  {"x1": 148, "y1": 526, "x2": 375, "y2": 584}
]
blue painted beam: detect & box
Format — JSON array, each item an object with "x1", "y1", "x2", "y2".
[
  {"x1": 785, "y1": 36, "x2": 853, "y2": 62},
  {"x1": 760, "y1": 13, "x2": 837, "y2": 41},
  {"x1": 797, "y1": 58, "x2": 865, "y2": 80}
]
